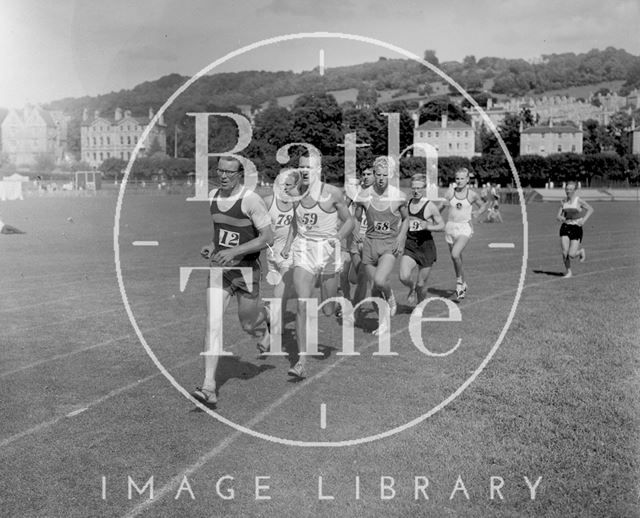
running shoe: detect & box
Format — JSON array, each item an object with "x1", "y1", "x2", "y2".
[
  {"x1": 191, "y1": 387, "x2": 217, "y2": 406},
  {"x1": 407, "y1": 289, "x2": 417, "y2": 307},
  {"x1": 456, "y1": 282, "x2": 467, "y2": 300},
  {"x1": 287, "y1": 361, "x2": 307, "y2": 379},
  {"x1": 256, "y1": 319, "x2": 271, "y2": 355}
]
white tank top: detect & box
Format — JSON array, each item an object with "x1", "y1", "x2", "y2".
[
  {"x1": 268, "y1": 197, "x2": 294, "y2": 249},
  {"x1": 448, "y1": 189, "x2": 473, "y2": 224},
  {"x1": 562, "y1": 196, "x2": 582, "y2": 220},
  {"x1": 295, "y1": 185, "x2": 338, "y2": 240}
]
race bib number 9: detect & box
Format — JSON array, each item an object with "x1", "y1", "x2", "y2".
[
  {"x1": 409, "y1": 219, "x2": 423, "y2": 232},
  {"x1": 219, "y1": 229, "x2": 240, "y2": 247},
  {"x1": 374, "y1": 220, "x2": 391, "y2": 233}
]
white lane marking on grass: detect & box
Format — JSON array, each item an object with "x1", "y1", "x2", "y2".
[
  {"x1": 319, "y1": 48, "x2": 325, "y2": 75},
  {"x1": 0, "y1": 315, "x2": 199, "y2": 378},
  {"x1": 488, "y1": 242, "x2": 515, "y2": 249},
  {"x1": 132, "y1": 241, "x2": 159, "y2": 246},
  {"x1": 320, "y1": 403, "x2": 327, "y2": 429},
  {"x1": 66, "y1": 407, "x2": 87, "y2": 417},
  {"x1": 0, "y1": 358, "x2": 197, "y2": 449},
  {"x1": 121, "y1": 262, "x2": 635, "y2": 517},
  {"x1": 0, "y1": 293, "x2": 86, "y2": 313}
]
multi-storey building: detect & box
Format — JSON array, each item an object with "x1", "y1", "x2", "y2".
[
  {"x1": 80, "y1": 107, "x2": 166, "y2": 167},
  {"x1": 413, "y1": 114, "x2": 476, "y2": 158},
  {"x1": 519, "y1": 121, "x2": 583, "y2": 156},
  {"x1": 1, "y1": 105, "x2": 68, "y2": 166}
]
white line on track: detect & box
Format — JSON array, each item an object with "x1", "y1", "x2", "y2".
[
  {"x1": 320, "y1": 403, "x2": 327, "y2": 429},
  {"x1": 121, "y1": 262, "x2": 636, "y2": 518},
  {"x1": 0, "y1": 315, "x2": 198, "y2": 378},
  {"x1": 488, "y1": 242, "x2": 515, "y2": 249},
  {"x1": 132, "y1": 241, "x2": 159, "y2": 246},
  {"x1": 66, "y1": 408, "x2": 87, "y2": 417}
]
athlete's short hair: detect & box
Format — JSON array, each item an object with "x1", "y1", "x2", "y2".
[
  {"x1": 455, "y1": 167, "x2": 469, "y2": 177},
  {"x1": 373, "y1": 156, "x2": 397, "y2": 175},
  {"x1": 217, "y1": 156, "x2": 244, "y2": 174},
  {"x1": 411, "y1": 173, "x2": 427, "y2": 184}
]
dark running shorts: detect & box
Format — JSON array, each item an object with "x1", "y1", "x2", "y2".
[
  {"x1": 403, "y1": 237, "x2": 437, "y2": 268},
  {"x1": 559, "y1": 223, "x2": 583, "y2": 242},
  {"x1": 208, "y1": 260, "x2": 261, "y2": 299}
]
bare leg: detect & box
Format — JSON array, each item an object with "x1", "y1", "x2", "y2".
[{"x1": 560, "y1": 235, "x2": 571, "y2": 276}]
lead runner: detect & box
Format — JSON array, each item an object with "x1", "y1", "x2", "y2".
[{"x1": 191, "y1": 156, "x2": 273, "y2": 406}]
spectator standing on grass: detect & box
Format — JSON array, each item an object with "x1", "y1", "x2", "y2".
[
  {"x1": 191, "y1": 156, "x2": 273, "y2": 407},
  {"x1": 557, "y1": 181, "x2": 593, "y2": 278}
]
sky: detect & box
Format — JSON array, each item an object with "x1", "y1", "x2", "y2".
[{"x1": 0, "y1": 0, "x2": 638, "y2": 109}]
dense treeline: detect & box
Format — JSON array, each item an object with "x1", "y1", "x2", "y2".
[{"x1": 44, "y1": 47, "x2": 640, "y2": 158}]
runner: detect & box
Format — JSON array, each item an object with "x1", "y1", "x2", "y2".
[
  {"x1": 261, "y1": 169, "x2": 299, "y2": 354},
  {"x1": 191, "y1": 156, "x2": 273, "y2": 406},
  {"x1": 353, "y1": 156, "x2": 409, "y2": 335},
  {"x1": 344, "y1": 167, "x2": 374, "y2": 311},
  {"x1": 281, "y1": 155, "x2": 353, "y2": 378},
  {"x1": 441, "y1": 168, "x2": 486, "y2": 300},
  {"x1": 398, "y1": 174, "x2": 445, "y2": 306},
  {"x1": 557, "y1": 181, "x2": 593, "y2": 278}
]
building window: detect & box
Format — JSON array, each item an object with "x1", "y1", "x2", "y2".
[
  {"x1": 419, "y1": 131, "x2": 424, "y2": 138},
  {"x1": 456, "y1": 131, "x2": 460, "y2": 137},
  {"x1": 107, "y1": 152, "x2": 111, "y2": 158},
  {"x1": 435, "y1": 132, "x2": 439, "y2": 138},
  {"x1": 571, "y1": 145, "x2": 576, "y2": 152},
  {"x1": 93, "y1": 152, "x2": 97, "y2": 160},
  {"x1": 100, "y1": 137, "x2": 103, "y2": 145},
  {"x1": 427, "y1": 132, "x2": 431, "y2": 138},
  {"x1": 527, "y1": 145, "x2": 531, "y2": 152},
  {"x1": 540, "y1": 147, "x2": 545, "y2": 153},
  {"x1": 93, "y1": 137, "x2": 96, "y2": 145},
  {"x1": 107, "y1": 136, "x2": 110, "y2": 145},
  {"x1": 456, "y1": 143, "x2": 460, "y2": 149},
  {"x1": 465, "y1": 131, "x2": 469, "y2": 137},
  {"x1": 127, "y1": 136, "x2": 131, "y2": 145},
  {"x1": 541, "y1": 133, "x2": 545, "y2": 139},
  {"x1": 99, "y1": 152, "x2": 103, "y2": 160},
  {"x1": 558, "y1": 145, "x2": 562, "y2": 152},
  {"x1": 120, "y1": 136, "x2": 124, "y2": 145},
  {"x1": 448, "y1": 143, "x2": 452, "y2": 149},
  {"x1": 134, "y1": 136, "x2": 138, "y2": 144},
  {"x1": 120, "y1": 152, "x2": 124, "y2": 159}
]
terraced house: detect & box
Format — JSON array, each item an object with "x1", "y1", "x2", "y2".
[{"x1": 80, "y1": 107, "x2": 167, "y2": 167}]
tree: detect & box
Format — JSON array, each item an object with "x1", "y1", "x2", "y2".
[
  {"x1": 33, "y1": 153, "x2": 55, "y2": 173},
  {"x1": 423, "y1": 50, "x2": 439, "y2": 67},
  {"x1": 497, "y1": 113, "x2": 522, "y2": 158},
  {"x1": 290, "y1": 93, "x2": 343, "y2": 157},
  {"x1": 418, "y1": 97, "x2": 470, "y2": 124},
  {"x1": 253, "y1": 102, "x2": 294, "y2": 150}
]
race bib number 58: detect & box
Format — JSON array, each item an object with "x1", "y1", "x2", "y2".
[{"x1": 374, "y1": 220, "x2": 391, "y2": 232}]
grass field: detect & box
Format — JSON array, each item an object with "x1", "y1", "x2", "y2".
[{"x1": 0, "y1": 193, "x2": 638, "y2": 517}]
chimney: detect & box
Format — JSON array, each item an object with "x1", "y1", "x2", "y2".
[
  {"x1": 115, "y1": 107, "x2": 122, "y2": 121},
  {"x1": 632, "y1": 118, "x2": 636, "y2": 131},
  {"x1": 441, "y1": 113, "x2": 447, "y2": 128},
  {"x1": 411, "y1": 112, "x2": 419, "y2": 129},
  {"x1": 549, "y1": 119, "x2": 553, "y2": 128},
  {"x1": 519, "y1": 121, "x2": 524, "y2": 133},
  {"x1": 579, "y1": 121, "x2": 583, "y2": 131},
  {"x1": 159, "y1": 113, "x2": 165, "y2": 126},
  {"x1": 82, "y1": 108, "x2": 88, "y2": 122},
  {"x1": 487, "y1": 97, "x2": 493, "y2": 109},
  {"x1": 148, "y1": 107, "x2": 154, "y2": 120},
  {"x1": 124, "y1": 110, "x2": 131, "y2": 118}
]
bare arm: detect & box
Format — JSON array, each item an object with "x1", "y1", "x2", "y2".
[
  {"x1": 556, "y1": 204, "x2": 566, "y2": 222},
  {"x1": 425, "y1": 203, "x2": 445, "y2": 232},
  {"x1": 333, "y1": 188, "x2": 355, "y2": 243},
  {"x1": 393, "y1": 203, "x2": 410, "y2": 256},
  {"x1": 578, "y1": 199, "x2": 594, "y2": 225}
]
